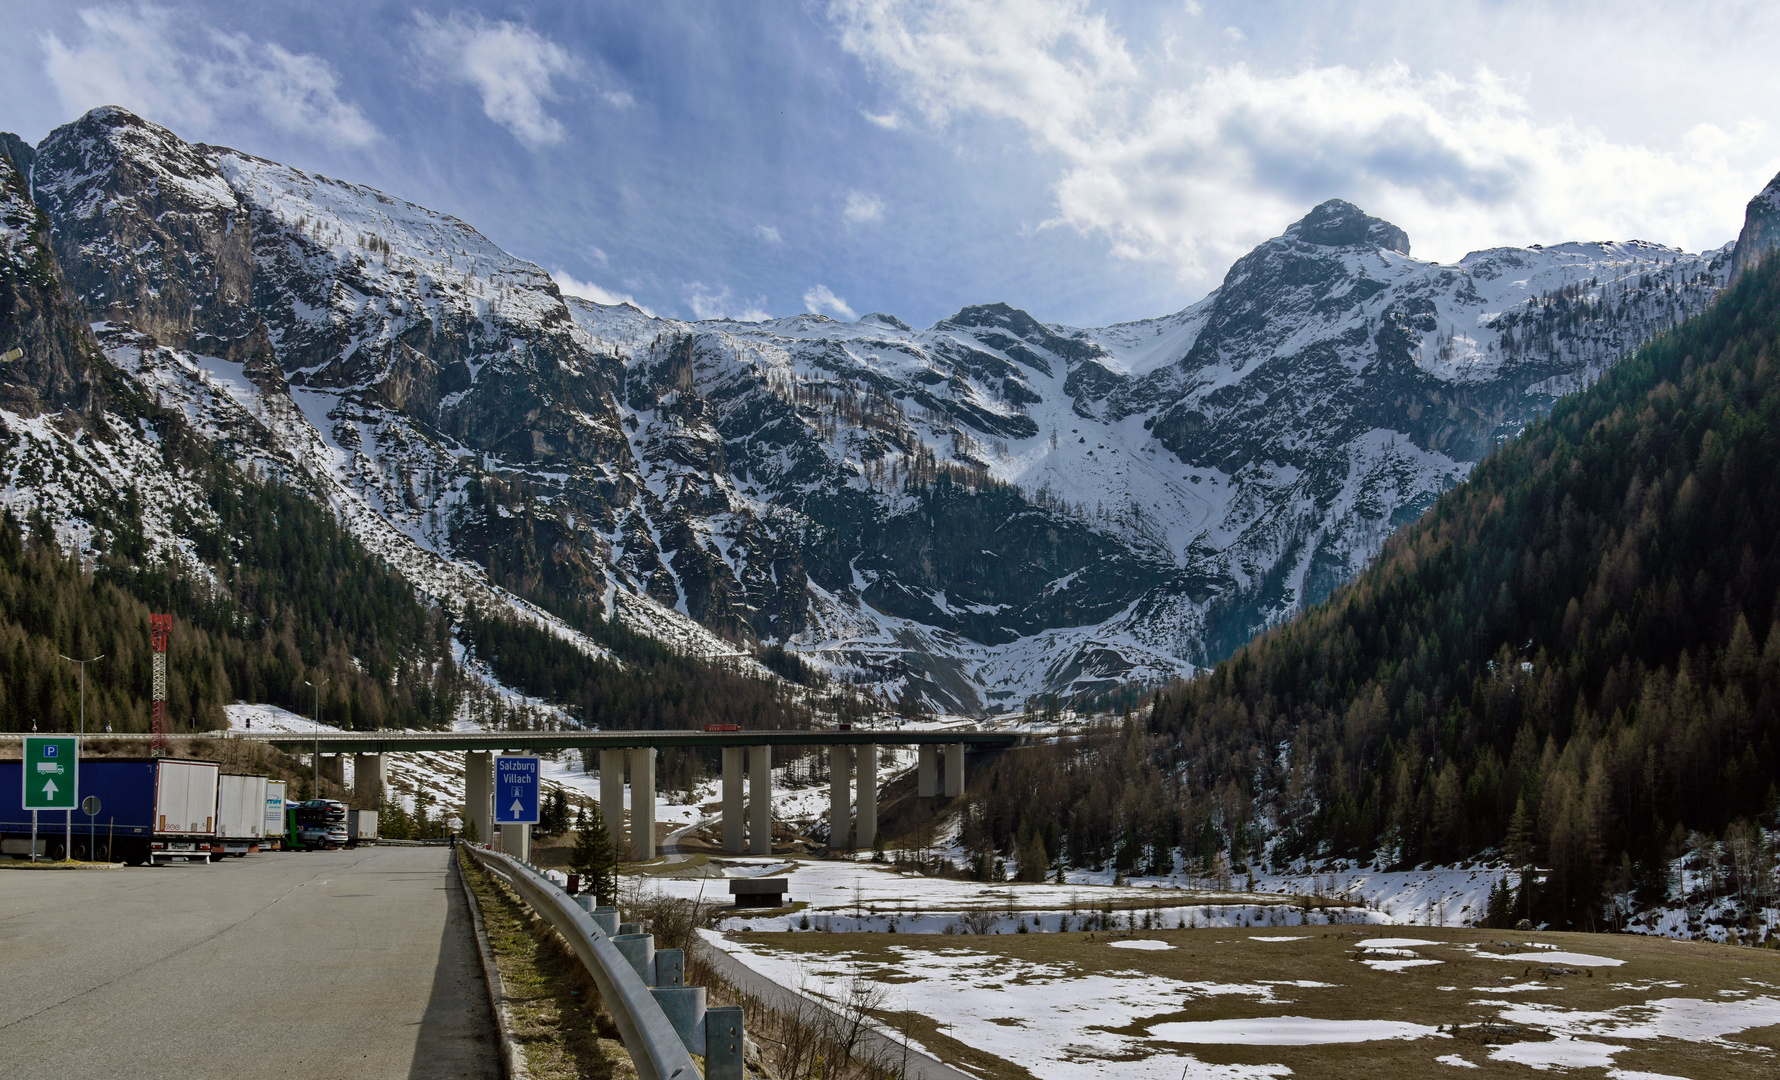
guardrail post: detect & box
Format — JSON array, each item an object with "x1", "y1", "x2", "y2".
[
  {"x1": 651, "y1": 985, "x2": 707, "y2": 1056},
  {"x1": 591, "y1": 906, "x2": 619, "y2": 936},
  {"x1": 653, "y1": 948, "x2": 685, "y2": 986},
  {"x1": 613, "y1": 933, "x2": 656, "y2": 985},
  {"x1": 705, "y1": 1005, "x2": 745, "y2": 1080}
]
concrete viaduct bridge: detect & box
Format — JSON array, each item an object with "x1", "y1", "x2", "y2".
[{"x1": 246, "y1": 727, "x2": 1034, "y2": 861}]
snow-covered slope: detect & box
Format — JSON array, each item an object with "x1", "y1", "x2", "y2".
[{"x1": 7, "y1": 108, "x2": 1741, "y2": 714}]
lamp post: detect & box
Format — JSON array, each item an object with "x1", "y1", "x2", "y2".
[
  {"x1": 59, "y1": 652, "x2": 102, "y2": 861},
  {"x1": 303, "y1": 678, "x2": 329, "y2": 797},
  {"x1": 59, "y1": 653, "x2": 104, "y2": 743}
]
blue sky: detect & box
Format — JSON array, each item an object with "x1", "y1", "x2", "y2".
[{"x1": 5, "y1": 1, "x2": 1778, "y2": 327}]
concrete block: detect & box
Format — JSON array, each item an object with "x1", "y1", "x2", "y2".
[{"x1": 917, "y1": 743, "x2": 938, "y2": 797}]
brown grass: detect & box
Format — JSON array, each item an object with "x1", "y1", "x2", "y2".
[
  {"x1": 460, "y1": 850, "x2": 636, "y2": 1080},
  {"x1": 729, "y1": 925, "x2": 1780, "y2": 1078}
]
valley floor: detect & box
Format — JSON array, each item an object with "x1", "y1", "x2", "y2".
[{"x1": 697, "y1": 924, "x2": 1780, "y2": 1080}]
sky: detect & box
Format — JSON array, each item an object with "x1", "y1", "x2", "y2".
[{"x1": 4, "y1": 1, "x2": 1778, "y2": 328}]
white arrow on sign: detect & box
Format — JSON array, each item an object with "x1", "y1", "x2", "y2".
[
  {"x1": 510, "y1": 799, "x2": 525, "y2": 817},
  {"x1": 42, "y1": 779, "x2": 58, "y2": 798}
]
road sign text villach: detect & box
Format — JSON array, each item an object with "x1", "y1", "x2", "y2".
[{"x1": 495, "y1": 755, "x2": 540, "y2": 825}]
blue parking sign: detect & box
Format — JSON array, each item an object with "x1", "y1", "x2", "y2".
[{"x1": 494, "y1": 756, "x2": 540, "y2": 824}]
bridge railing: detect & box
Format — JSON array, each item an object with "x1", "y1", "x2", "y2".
[{"x1": 464, "y1": 845, "x2": 744, "y2": 1080}]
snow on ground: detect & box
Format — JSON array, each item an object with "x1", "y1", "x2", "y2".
[
  {"x1": 644, "y1": 856, "x2": 1387, "y2": 934},
  {"x1": 1145, "y1": 1017, "x2": 1442, "y2": 1045},
  {"x1": 699, "y1": 931, "x2": 1305, "y2": 1080}
]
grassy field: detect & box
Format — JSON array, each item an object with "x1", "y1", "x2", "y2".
[{"x1": 715, "y1": 926, "x2": 1780, "y2": 1079}]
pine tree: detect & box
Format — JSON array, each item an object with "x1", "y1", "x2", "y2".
[{"x1": 572, "y1": 805, "x2": 618, "y2": 904}]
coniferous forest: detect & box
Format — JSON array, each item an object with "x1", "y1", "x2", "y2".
[{"x1": 961, "y1": 256, "x2": 1780, "y2": 928}]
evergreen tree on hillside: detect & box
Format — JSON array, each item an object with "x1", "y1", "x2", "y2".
[
  {"x1": 571, "y1": 805, "x2": 618, "y2": 904},
  {"x1": 956, "y1": 255, "x2": 1780, "y2": 928}
]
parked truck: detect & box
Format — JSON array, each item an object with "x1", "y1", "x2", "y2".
[
  {"x1": 346, "y1": 808, "x2": 378, "y2": 846},
  {"x1": 212, "y1": 774, "x2": 268, "y2": 859},
  {"x1": 1, "y1": 758, "x2": 219, "y2": 864},
  {"x1": 263, "y1": 780, "x2": 288, "y2": 850},
  {"x1": 286, "y1": 799, "x2": 348, "y2": 850}
]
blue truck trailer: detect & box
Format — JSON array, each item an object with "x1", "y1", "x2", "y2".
[{"x1": 3, "y1": 757, "x2": 220, "y2": 864}]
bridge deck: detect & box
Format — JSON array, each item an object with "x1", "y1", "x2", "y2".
[{"x1": 9, "y1": 727, "x2": 1041, "y2": 754}]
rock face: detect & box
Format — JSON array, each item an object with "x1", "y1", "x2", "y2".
[
  {"x1": 1731, "y1": 170, "x2": 1780, "y2": 282},
  {"x1": 0, "y1": 108, "x2": 1745, "y2": 713},
  {"x1": 0, "y1": 140, "x2": 104, "y2": 418}
]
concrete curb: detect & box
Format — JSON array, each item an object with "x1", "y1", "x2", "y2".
[
  {"x1": 693, "y1": 936, "x2": 974, "y2": 1080},
  {"x1": 455, "y1": 847, "x2": 531, "y2": 1080}
]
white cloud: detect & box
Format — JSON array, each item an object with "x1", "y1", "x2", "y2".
[
  {"x1": 551, "y1": 270, "x2": 654, "y2": 316},
  {"x1": 754, "y1": 224, "x2": 784, "y2": 244},
  {"x1": 863, "y1": 109, "x2": 902, "y2": 129},
  {"x1": 601, "y1": 90, "x2": 636, "y2": 108},
  {"x1": 414, "y1": 13, "x2": 576, "y2": 149},
  {"x1": 843, "y1": 190, "x2": 884, "y2": 224},
  {"x1": 830, "y1": 0, "x2": 1775, "y2": 288},
  {"x1": 685, "y1": 282, "x2": 771, "y2": 322},
  {"x1": 1221, "y1": 25, "x2": 1245, "y2": 44},
  {"x1": 40, "y1": 4, "x2": 377, "y2": 147},
  {"x1": 802, "y1": 284, "x2": 857, "y2": 320}
]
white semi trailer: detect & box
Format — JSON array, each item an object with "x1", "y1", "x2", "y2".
[
  {"x1": 213, "y1": 774, "x2": 268, "y2": 858},
  {"x1": 264, "y1": 779, "x2": 288, "y2": 850}
]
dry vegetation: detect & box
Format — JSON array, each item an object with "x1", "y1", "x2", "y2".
[
  {"x1": 731, "y1": 926, "x2": 1780, "y2": 1079},
  {"x1": 459, "y1": 849, "x2": 636, "y2": 1080}
]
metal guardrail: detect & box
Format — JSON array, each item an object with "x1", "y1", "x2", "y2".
[{"x1": 464, "y1": 845, "x2": 706, "y2": 1080}]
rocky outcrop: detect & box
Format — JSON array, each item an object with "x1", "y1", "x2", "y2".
[
  {"x1": 1731, "y1": 170, "x2": 1780, "y2": 282},
  {"x1": 0, "y1": 139, "x2": 104, "y2": 418}
]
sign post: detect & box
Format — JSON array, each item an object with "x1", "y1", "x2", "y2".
[
  {"x1": 494, "y1": 756, "x2": 540, "y2": 862},
  {"x1": 24, "y1": 736, "x2": 78, "y2": 861},
  {"x1": 83, "y1": 795, "x2": 101, "y2": 864}
]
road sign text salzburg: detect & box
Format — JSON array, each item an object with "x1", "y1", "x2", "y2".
[
  {"x1": 494, "y1": 756, "x2": 539, "y2": 824},
  {"x1": 23, "y1": 736, "x2": 78, "y2": 810}
]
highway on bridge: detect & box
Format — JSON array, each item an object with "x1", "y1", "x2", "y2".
[{"x1": 0, "y1": 846, "x2": 496, "y2": 1080}]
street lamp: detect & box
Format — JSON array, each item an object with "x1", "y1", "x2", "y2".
[
  {"x1": 303, "y1": 678, "x2": 330, "y2": 797},
  {"x1": 60, "y1": 654, "x2": 104, "y2": 743}
]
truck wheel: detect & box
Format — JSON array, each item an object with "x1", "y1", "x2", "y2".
[
  {"x1": 72, "y1": 841, "x2": 90, "y2": 861},
  {"x1": 47, "y1": 840, "x2": 66, "y2": 860}
]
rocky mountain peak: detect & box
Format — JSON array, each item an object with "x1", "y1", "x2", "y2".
[
  {"x1": 1731, "y1": 170, "x2": 1780, "y2": 282},
  {"x1": 1285, "y1": 198, "x2": 1411, "y2": 255}
]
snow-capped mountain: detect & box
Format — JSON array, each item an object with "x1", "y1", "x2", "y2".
[{"x1": 0, "y1": 108, "x2": 1746, "y2": 713}]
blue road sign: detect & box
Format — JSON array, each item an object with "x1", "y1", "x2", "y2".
[{"x1": 494, "y1": 756, "x2": 540, "y2": 824}]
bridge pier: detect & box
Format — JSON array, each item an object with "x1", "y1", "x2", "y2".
[
  {"x1": 857, "y1": 744, "x2": 877, "y2": 850},
  {"x1": 828, "y1": 745, "x2": 853, "y2": 852},
  {"x1": 318, "y1": 754, "x2": 344, "y2": 789},
  {"x1": 721, "y1": 747, "x2": 744, "y2": 853},
  {"x1": 748, "y1": 745, "x2": 771, "y2": 855},
  {"x1": 353, "y1": 754, "x2": 385, "y2": 807},
  {"x1": 943, "y1": 743, "x2": 964, "y2": 798},
  {"x1": 599, "y1": 749, "x2": 625, "y2": 855},
  {"x1": 464, "y1": 751, "x2": 492, "y2": 843},
  {"x1": 630, "y1": 747, "x2": 656, "y2": 861},
  {"x1": 501, "y1": 823, "x2": 531, "y2": 861},
  {"x1": 917, "y1": 743, "x2": 938, "y2": 798}
]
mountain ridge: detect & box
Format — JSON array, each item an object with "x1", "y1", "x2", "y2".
[{"x1": 0, "y1": 106, "x2": 1752, "y2": 715}]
